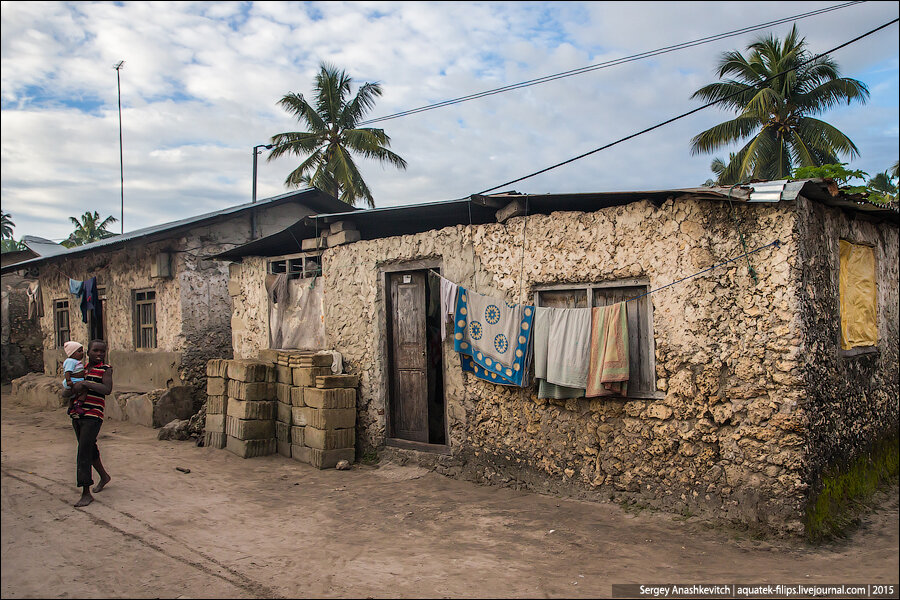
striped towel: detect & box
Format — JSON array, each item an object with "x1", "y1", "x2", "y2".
[{"x1": 586, "y1": 302, "x2": 629, "y2": 397}]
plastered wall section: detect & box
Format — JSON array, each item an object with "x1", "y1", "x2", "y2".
[
  {"x1": 232, "y1": 197, "x2": 813, "y2": 532},
  {"x1": 795, "y1": 196, "x2": 899, "y2": 494}
]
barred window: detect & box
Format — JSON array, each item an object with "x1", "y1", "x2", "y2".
[
  {"x1": 133, "y1": 289, "x2": 157, "y2": 349},
  {"x1": 268, "y1": 252, "x2": 322, "y2": 279},
  {"x1": 54, "y1": 299, "x2": 70, "y2": 348}
]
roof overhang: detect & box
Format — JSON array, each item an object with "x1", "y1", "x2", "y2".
[
  {"x1": 1, "y1": 188, "x2": 355, "y2": 274},
  {"x1": 210, "y1": 179, "x2": 897, "y2": 262}
]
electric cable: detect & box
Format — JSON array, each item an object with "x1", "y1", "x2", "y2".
[
  {"x1": 474, "y1": 17, "x2": 899, "y2": 196},
  {"x1": 360, "y1": 1, "x2": 866, "y2": 125}
]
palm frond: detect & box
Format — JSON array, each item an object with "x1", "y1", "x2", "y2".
[
  {"x1": 794, "y1": 77, "x2": 869, "y2": 113},
  {"x1": 795, "y1": 117, "x2": 861, "y2": 159},
  {"x1": 690, "y1": 116, "x2": 761, "y2": 155},
  {"x1": 340, "y1": 82, "x2": 383, "y2": 128}
]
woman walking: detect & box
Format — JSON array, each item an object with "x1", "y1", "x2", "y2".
[{"x1": 69, "y1": 339, "x2": 113, "y2": 507}]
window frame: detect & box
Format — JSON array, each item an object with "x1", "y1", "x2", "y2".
[
  {"x1": 133, "y1": 288, "x2": 158, "y2": 349},
  {"x1": 533, "y1": 277, "x2": 660, "y2": 399},
  {"x1": 837, "y1": 239, "x2": 879, "y2": 358},
  {"x1": 54, "y1": 299, "x2": 70, "y2": 348},
  {"x1": 268, "y1": 251, "x2": 323, "y2": 280}
]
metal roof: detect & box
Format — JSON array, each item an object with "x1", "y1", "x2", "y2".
[
  {"x1": 210, "y1": 179, "x2": 897, "y2": 261},
  {"x1": 1, "y1": 188, "x2": 354, "y2": 274},
  {"x1": 22, "y1": 235, "x2": 68, "y2": 257}
]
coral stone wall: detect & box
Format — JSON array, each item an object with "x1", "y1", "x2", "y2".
[
  {"x1": 239, "y1": 198, "x2": 807, "y2": 531},
  {"x1": 1, "y1": 274, "x2": 44, "y2": 381},
  {"x1": 795, "y1": 197, "x2": 899, "y2": 495},
  {"x1": 319, "y1": 198, "x2": 806, "y2": 532},
  {"x1": 230, "y1": 257, "x2": 270, "y2": 359}
]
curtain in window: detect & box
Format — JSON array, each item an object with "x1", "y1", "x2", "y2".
[{"x1": 839, "y1": 240, "x2": 877, "y2": 350}]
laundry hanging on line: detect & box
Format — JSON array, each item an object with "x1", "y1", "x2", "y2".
[
  {"x1": 452, "y1": 285, "x2": 534, "y2": 386},
  {"x1": 436, "y1": 272, "x2": 630, "y2": 394}
]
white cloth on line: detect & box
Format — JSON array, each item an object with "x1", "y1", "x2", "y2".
[{"x1": 439, "y1": 276, "x2": 459, "y2": 341}]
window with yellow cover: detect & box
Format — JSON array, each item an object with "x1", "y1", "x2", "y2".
[{"x1": 839, "y1": 240, "x2": 878, "y2": 351}]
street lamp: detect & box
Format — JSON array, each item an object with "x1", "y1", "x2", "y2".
[{"x1": 252, "y1": 144, "x2": 274, "y2": 204}]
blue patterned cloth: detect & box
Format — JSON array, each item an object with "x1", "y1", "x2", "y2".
[{"x1": 453, "y1": 286, "x2": 534, "y2": 386}]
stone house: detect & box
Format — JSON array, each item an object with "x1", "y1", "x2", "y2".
[
  {"x1": 218, "y1": 179, "x2": 898, "y2": 535},
  {"x1": 2, "y1": 236, "x2": 69, "y2": 381},
  {"x1": 0, "y1": 189, "x2": 353, "y2": 410}
]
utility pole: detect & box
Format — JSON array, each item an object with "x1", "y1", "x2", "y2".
[
  {"x1": 114, "y1": 60, "x2": 125, "y2": 234},
  {"x1": 252, "y1": 144, "x2": 274, "y2": 203}
]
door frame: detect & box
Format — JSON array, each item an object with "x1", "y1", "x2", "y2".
[{"x1": 380, "y1": 258, "x2": 450, "y2": 454}]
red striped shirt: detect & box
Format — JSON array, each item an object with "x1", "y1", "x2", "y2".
[{"x1": 80, "y1": 362, "x2": 111, "y2": 421}]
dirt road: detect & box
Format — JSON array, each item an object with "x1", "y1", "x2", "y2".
[{"x1": 1, "y1": 389, "x2": 898, "y2": 599}]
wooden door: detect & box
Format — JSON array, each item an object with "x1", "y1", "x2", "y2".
[{"x1": 389, "y1": 272, "x2": 429, "y2": 442}]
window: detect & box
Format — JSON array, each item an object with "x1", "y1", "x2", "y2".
[
  {"x1": 133, "y1": 289, "x2": 157, "y2": 349},
  {"x1": 268, "y1": 252, "x2": 322, "y2": 279},
  {"x1": 534, "y1": 279, "x2": 657, "y2": 397},
  {"x1": 839, "y1": 240, "x2": 877, "y2": 353},
  {"x1": 54, "y1": 299, "x2": 70, "y2": 348}
]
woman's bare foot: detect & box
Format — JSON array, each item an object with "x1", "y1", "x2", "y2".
[
  {"x1": 93, "y1": 475, "x2": 111, "y2": 493},
  {"x1": 74, "y1": 492, "x2": 93, "y2": 507}
]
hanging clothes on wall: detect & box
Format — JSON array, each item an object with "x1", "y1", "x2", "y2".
[
  {"x1": 453, "y1": 286, "x2": 534, "y2": 386},
  {"x1": 268, "y1": 275, "x2": 326, "y2": 350},
  {"x1": 533, "y1": 306, "x2": 589, "y2": 399},
  {"x1": 80, "y1": 277, "x2": 98, "y2": 323},
  {"x1": 26, "y1": 281, "x2": 44, "y2": 320},
  {"x1": 586, "y1": 302, "x2": 630, "y2": 397},
  {"x1": 69, "y1": 279, "x2": 84, "y2": 297}
]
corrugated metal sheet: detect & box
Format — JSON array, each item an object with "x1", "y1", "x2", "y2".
[
  {"x1": 748, "y1": 180, "x2": 789, "y2": 203},
  {"x1": 1, "y1": 188, "x2": 354, "y2": 273},
  {"x1": 22, "y1": 235, "x2": 68, "y2": 257}
]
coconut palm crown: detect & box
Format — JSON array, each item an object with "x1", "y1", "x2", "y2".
[
  {"x1": 62, "y1": 211, "x2": 118, "y2": 248},
  {"x1": 1, "y1": 211, "x2": 14, "y2": 240},
  {"x1": 690, "y1": 25, "x2": 869, "y2": 184},
  {"x1": 268, "y1": 63, "x2": 407, "y2": 208}
]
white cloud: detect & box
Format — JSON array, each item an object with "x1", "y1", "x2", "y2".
[{"x1": 1, "y1": 0, "x2": 897, "y2": 242}]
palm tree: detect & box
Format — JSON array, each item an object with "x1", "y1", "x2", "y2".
[
  {"x1": 268, "y1": 63, "x2": 407, "y2": 208},
  {"x1": 690, "y1": 25, "x2": 869, "y2": 184},
  {"x1": 1, "y1": 211, "x2": 14, "y2": 240},
  {"x1": 62, "y1": 211, "x2": 118, "y2": 248},
  {"x1": 867, "y1": 170, "x2": 898, "y2": 205}
]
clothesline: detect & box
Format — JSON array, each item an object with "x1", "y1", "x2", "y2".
[{"x1": 427, "y1": 238, "x2": 781, "y2": 308}]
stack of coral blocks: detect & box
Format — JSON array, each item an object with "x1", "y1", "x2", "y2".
[
  {"x1": 204, "y1": 358, "x2": 276, "y2": 458},
  {"x1": 264, "y1": 349, "x2": 358, "y2": 469},
  {"x1": 205, "y1": 352, "x2": 358, "y2": 469}
]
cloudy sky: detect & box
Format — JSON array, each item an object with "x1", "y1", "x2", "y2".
[{"x1": 1, "y1": 1, "x2": 897, "y2": 242}]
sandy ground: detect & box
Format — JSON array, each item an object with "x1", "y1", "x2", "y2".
[{"x1": 1, "y1": 386, "x2": 898, "y2": 599}]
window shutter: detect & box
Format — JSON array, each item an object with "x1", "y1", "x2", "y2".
[{"x1": 593, "y1": 286, "x2": 654, "y2": 394}]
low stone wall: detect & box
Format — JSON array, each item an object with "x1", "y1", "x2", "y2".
[
  {"x1": 10, "y1": 373, "x2": 67, "y2": 411},
  {"x1": 9, "y1": 372, "x2": 192, "y2": 428}
]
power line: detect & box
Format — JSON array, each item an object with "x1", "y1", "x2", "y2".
[
  {"x1": 359, "y1": 1, "x2": 866, "y2": 126},
  {"x1": 474, "y1": 17, "x2": 899, "y2": 196}
]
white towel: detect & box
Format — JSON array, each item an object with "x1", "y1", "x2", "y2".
[
  {"x1": 440, "y1": 277, "x2": 458, "y2": 341},
  {"x1": 546, "y1": 307, "x2": 592, "y2": 389}
]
